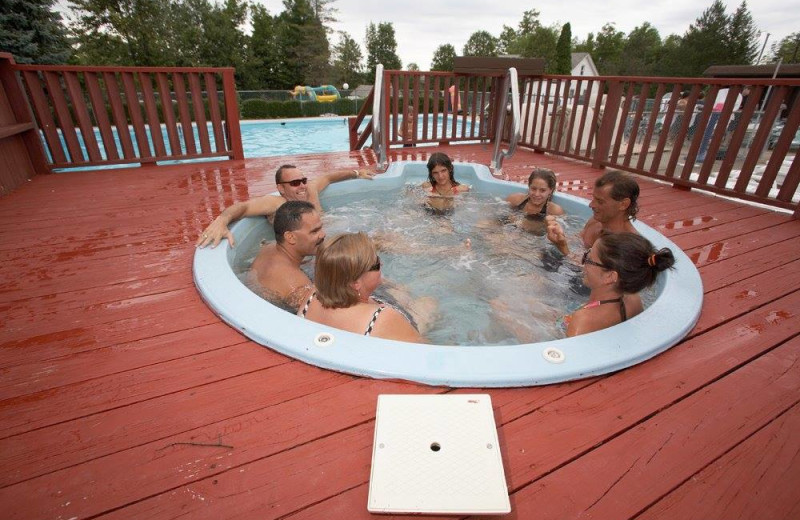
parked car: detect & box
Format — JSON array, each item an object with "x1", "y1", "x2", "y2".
[{"x1": 768, "y1": 121, "x2": 800, "y2": 150}]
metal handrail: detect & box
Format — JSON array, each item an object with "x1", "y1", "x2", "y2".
[
  {"x1": 371, "y1": 64, "x2": 388, "y2": 169},
  {"x1": 490, "y1": 67, "x2": 521, "y2": 176}
]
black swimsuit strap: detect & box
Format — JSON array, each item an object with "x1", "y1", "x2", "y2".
[
  {"x1": 301, "y1": 291, "x2": 315, "y2": 317},
  {"x1": 518, "y1": 196, "x2": 548, "y2": 216},
  {"x1": 365, "y1": 306, "x2": 385, "y2": 336},
  {"x1": 596, "y1": 297, "x2": 627, "y2": 322}
]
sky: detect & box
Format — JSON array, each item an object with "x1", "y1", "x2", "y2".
[{"x1": 256, "y1": 0, "x2": 796, "y2": 75}]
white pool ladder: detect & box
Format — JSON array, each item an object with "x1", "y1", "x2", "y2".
[{"x1": 490, "y1": 67, "x2": 521, "y2": 178}]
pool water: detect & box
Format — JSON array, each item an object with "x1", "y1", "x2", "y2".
[{"x1": 241, "y1": 118, "x2": 355, "y2": 156}]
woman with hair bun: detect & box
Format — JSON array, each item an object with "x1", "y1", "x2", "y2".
[{"x1": 563, "y1": 232, "x2": 675, "y2": 337}]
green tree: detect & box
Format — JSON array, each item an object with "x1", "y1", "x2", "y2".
[
  {"x1": 69, "y1": 0, "x2": 177, "y2": 65},
  {"x1": 679, "y1": 0, "x2": 732, "y2": 75},
  {"x1": 652, "y1": 33, "x2": 684, "y2": 77},
  {"x1": 727, "y1": 1, "x2": 759, "y2": 64},
  {"x1": 498, "y1": 25, "x2": 517, "y2": 55},
  {"x1": 407, "y1": 62, "x2": 419, "y2": 71},
  {"x1": 309, "y1": 0, "x2": 337, "y2": 29},
  {"x1": 241, "y1": 3, "x2": 279, "y2": 88},
  {"x1": 331, "y1": 31, "x2": 363, "y2": 87},
  {"x1": 619, "y1": 23, "x2": 662, "y2": 76},
  {"x1": 430, "y1": 43, "x2": 455, "y2": 71},
  {"x1": 275, "y1": 0, "x2": 330, "y2": 87},
  {"x1": 555, "y1": 23, "x2": 572, "y2": 74},
  {"x1": 574, "y1": 33, "x2": 595, "y2": 56},
  {"x1": 0, "y1": 0, "x2": 70, "y2": 64},
  {"x1": 365, "y1": 22, "x2": 401, "y2": 78},
  {"x1": 769, "y1": 32, "x2": 800, "y2": 64},
  {"x1": 197, "y1": 0, "x2": 248, "y2": 69},
  {"x1": 593, "y1": 23, "x2": 626, "y2": 75},
  {"x1": 463, "y1": 30, "x2": 498, "y2": 56}
]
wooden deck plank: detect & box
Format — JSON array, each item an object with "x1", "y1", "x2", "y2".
[
  {"x1": 0, "y1": 323, "x2": 248, "y2": 400},
  {"x1": 694, "y1": 259, "x2": 800, "y2": 334},
  {"x1": 1, "y1": 145, "x2": 798, "y2": 519},
  {"x1": 684, "y1": 219, "x2": 800, "y2": 269},
  {"x1": 0, "y1": 342, "x2": 289, "y2": 438},
  {"x1": 0, "y1": 361, "x2": 348, "y2": 487},
  {"x1": 506, "y1": 336, "x2": 800, "y2": 520},
  {"x1": 0, "y1": 379, "x2": 432, "y2": 520},
  {"x1": 637, "y1": 401, "x2": 800, "y2": 520},
  {"x1": 1, "y1": 296, "x2": 216, "y2": 365}
]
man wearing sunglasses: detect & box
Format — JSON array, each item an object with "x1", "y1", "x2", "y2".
[
  {"x1": 196, "y1": 164, "x2": 374, "y2": 248},
  {"x1": 249, "y1": 200, "x2": 326, "y2": 312},
  {"x1": 545, "y1": 170, "x2": 640, "y2": 258}
]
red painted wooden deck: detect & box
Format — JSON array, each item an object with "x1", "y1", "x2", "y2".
[{"x1": 1, "y1": 145, "x2": 799, "y2": 519}]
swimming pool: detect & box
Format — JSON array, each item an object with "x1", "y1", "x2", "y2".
[
  {"x1": 50, "y1": 115, "x2": 478, "y2": 169},
  {"x1": 241, "y1": 118, "x2": 355, "y2": 156},
  {"x1": 193, "y1": 162, "x2": 703, "y2": 387}
]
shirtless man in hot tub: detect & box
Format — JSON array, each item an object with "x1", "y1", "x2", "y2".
[
  {"x1": 195, "y1": 164, "x2": 374, "y2": 249},
  {"x1": 248, "y1": 200, "x2": 325, "y2": 312},
  {"x1": 545, "y1": 170, "x2": 640, "y2": 258}
]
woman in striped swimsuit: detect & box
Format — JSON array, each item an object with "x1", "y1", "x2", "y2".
[{"x1": 297, "y1": 232, "x2": 425, "y2": 343}]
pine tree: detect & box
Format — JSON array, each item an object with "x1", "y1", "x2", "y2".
[
  {"x1": 365, "y1": 22, "x2": 401, "y2": 78},
  {"x1": 727, "y1": 1, "x2": 759, "y2": 64},
  {"x1": 555, "y1": 23, "x2": 572, "y2": 74},
  {"x1": 0, "y1": 0, "x2": 70, "y2": 64}
]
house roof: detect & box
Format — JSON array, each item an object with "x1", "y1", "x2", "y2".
[
  {"x1": 703, "y1": 64, "x2": 800, "y2": 78},
  {"x1": 571, "y1": 52, "x2": 589, "y2": 69}
]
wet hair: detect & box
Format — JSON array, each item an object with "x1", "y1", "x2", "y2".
[
  {"x1": 275, "y1": 164, "x2": 297, "y2": 184},
  {"x1": 314, "y1": 232, "x2": 377, "y2": 308},
  {"x1": 528, "y1": 168, "x2": 558, "y2": 203},
  {"x1": 426, "y1": 152, "x2": 458, "y2": 187},
  {"x1": 594, "y1": 232, "x2": 675, "y2": 294},
  {"x1": 595, "y1": 170, "x2": 640, "y2": 220},
  {"x1": 273, "y1": 200, "x2": 315, "y2": 244}
]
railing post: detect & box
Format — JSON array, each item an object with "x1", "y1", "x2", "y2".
[
  {"x1": 592, "y1": 81, "x2": 623, "y2": 169},
  {"x1": 0, "y1": 53, "x2": 50, "y2": 190},
  {"x1": 222, "y1": 68, "x2": 244, "y2": 160},
  {"x1": 348, "y1": 116, "x2": 358, "y2": 149}
]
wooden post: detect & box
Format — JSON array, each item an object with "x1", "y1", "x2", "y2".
[
  {"x1": 221, "y1": 68, "x2": 244, "y2": 160},
  {"x1": 0, "y1": 53, "x2": 51, "y2": 194},
  {"x1": 591, "y1": 81, "x2": 623, "y2": 169}
]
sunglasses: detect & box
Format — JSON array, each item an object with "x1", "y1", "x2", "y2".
[
  {"x1": 582, "y1": 249, "x2": 610, "y2": 270},
  {"x1": 368, "y1": 255, "x2": 382, "y2": 272},
  {"x1": 278, "y1": 177, "x2": 308, "y2": 187}
]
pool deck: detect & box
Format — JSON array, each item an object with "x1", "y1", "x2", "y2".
[{"x1": 1, "y1": 143, "x2": 799, "y2": 519}]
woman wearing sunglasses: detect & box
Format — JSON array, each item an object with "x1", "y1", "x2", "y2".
[
  {"x1": 297, "y1": 232, "x2": 425, "y2": 343},
  {"x1": 563, "y1": 232, "x2": 675, "y2": 337}
]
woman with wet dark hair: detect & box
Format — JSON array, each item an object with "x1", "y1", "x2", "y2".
[
  {"x1": 422, "y1": 153, "x2": 470, "y2": 196},
  {"x1": 562, "y1": 232, "x2": 675, "y2": 337}
]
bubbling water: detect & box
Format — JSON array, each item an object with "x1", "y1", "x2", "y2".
[{"x1": 235, "y1": 183, "x2": 603, "y2": 345}]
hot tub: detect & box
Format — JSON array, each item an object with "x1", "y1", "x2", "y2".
[{"x1": 193, "y1": 161, "x2": 703, "y2": 387}]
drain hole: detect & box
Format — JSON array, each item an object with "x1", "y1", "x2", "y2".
[{"x1": 430, "y1": 442, "x2": 441, "y2": 452}]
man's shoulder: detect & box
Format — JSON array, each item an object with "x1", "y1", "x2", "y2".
[{"x1": 249, "y1": 194, "x2": 287, "y2": 216}]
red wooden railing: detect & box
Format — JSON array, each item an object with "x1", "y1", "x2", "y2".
[
  {"x1": 10, "y1": 62, "x2": 243, "y2": 171},
  {"x1": 349, "y1": 70, "x2": 506, "y2": 153},
  {"x1": 0, "y1": 53, "x2": 49, "y2": 194},
  {"x1": 518, "y1": 75, "x2": 800, "y2": 214},
  {"x1": 354, "y1": 69, "x2": 800, "y2": 216}
]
